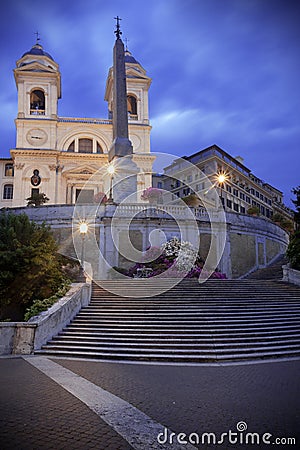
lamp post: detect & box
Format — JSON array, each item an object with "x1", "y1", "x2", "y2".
[
  {"x1": 107, "y1": 164, "x2": 115, "y2": 204},
  {"x1": 78, "y1": 222, "x2": 88, "y2": 282},
  {"x1": 217, "y1": 173, "x2": 227, "y2": 207}
]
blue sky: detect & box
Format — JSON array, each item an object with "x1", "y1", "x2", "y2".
[{"x1": 0, "y1": 0, "x2": 299, "y2": 208}]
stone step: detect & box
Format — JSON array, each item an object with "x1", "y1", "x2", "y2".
[
  {"x1": 70, "y1": 317, "x2": 300, "y2": 326},
  {"x1": 35, "y1": 347, "x2": 300, "y2": 362},
  {"x1": 63, "y1": 324, "x2": 300, "y2": 333},
  {"x1": 47, "y1": 337, "x2": 300, "y2": 349},
  {"x1": 40, "y1": 340, "x2": 300, "y2": 353},
  {"x1": 76, "y1": 310, "x2": 300, "y2": 318},
  {"x1": 58, "y1": 329, "x2": 300, "y2": 339}
]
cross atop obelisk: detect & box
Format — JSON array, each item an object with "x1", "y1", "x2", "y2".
[
  {"x1": 114, "y1": 16, "x2": 122, "y2": 39},
  {"x1": 109, "y1": 16, "x2": 133, "y2": 161}
]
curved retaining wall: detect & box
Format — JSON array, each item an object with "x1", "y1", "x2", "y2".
[{"x1": 7, "y1": 204, "x2": 289, "y2": 279}]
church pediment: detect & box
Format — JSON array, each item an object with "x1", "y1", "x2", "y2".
[
  {"x1": 126, "y1": 67, "x2": 149, "y2": 80},
  {"x1": 16, "y1": 61, "x2": 57, "y2": 74},
  {"x1": 63, "y1": 165, "x2": 98, "y2": 175}
]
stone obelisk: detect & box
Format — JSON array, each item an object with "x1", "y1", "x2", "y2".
[
  {"x1": 107, "y1": 17, "x2": 138, "y2": 204},
  {"x1": 109, "y1": 17, "x2": 133, "y2": 161}
]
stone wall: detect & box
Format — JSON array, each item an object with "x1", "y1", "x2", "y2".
[
  {"x1": 282, "y1": 265, "x2": 300, "y2": 286},
  {"x1": 230, "y1": 234, "x2": 256, "y2": 278},
  {"x1": 8, "y1": 204, "x2": 289, "y2": 279}
]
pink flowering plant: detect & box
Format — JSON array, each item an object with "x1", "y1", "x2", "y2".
[
  {"x1": 141, "y1": 187, "x2": 162, "y2": 201},
  {"x1": 93, "y1": 192, "x2": 108, "y2": 204},
  {"x1": 113, "y1": 236, "x2": 226, "y2": 279}
]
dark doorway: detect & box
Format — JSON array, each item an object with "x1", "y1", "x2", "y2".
[{"x1": 76, "y1": 189, "x2": 94, "y2": 204}]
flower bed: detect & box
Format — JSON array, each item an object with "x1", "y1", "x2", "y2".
[
  {"x1": 141, "y1": 187, "x2": 162, "y2": 202},
  {"x1": 114, "y1": 237, "x2": 226, "y2": 279}
]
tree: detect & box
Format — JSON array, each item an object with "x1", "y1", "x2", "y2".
[
  {"x1": 286, "y1": 187, "x2": 300, "y2": 270},
  {"x1": 0, "y1": 212, "x2": 65, "y2": 320},
  {"x1": 291, "y1": 186, "x2": 300, "y2": 227},
  {"x1": 287, "y1": 230, "x2": 300, "y2": 270},
  {"x1": 26, "y1": 192, "x2": 49, "y2": 207},
  {"x1": 247, "y1": 206, "x2": 260, "y2": 216},
  {"x1": 272, "y1": 213, "x2": 294, "y2": 233}
]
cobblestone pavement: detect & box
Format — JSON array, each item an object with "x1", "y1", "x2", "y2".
[
  {"x1": 0, "y1": 358, "x2": 133, "y2": 450},
  {"x1": 0, "y1": 356, "x2": 299, "y2": 449}
]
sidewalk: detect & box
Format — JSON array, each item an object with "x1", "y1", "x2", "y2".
[{"x1": 1, "y1": 356, "x2": 299, "y2": 449}]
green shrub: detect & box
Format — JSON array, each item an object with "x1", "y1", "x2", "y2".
[
  {"x1": 247, "y1": 206, "x2": 260, "y2": 216},
  {"x1": 24, "y1": 281, "x2": 71, "y2": 321},
  {"x1": 0, "y1": 211, "x2": 68, "y2": 321},
  {"x1": 287, "y1": 230, "x2": 300, "y2": 271}
]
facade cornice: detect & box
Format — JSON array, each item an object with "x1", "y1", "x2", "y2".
[{"x1": 11, "y1": 149, "x2": 59, "y2": 157}]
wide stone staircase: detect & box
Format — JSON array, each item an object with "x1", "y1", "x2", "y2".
[
  {"x1": 36, "y1": 277, "x2": 300, "y2": 363},
  {"x1": 245, "y1": 254, "x2": 288, "y2": 280}
]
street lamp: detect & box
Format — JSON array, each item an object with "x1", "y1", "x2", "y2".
[
  {"x1": 217, "y1": 172, "x2": 227, "y2": 205},
  {"x1": 107, "y1": 164, "x2": 115, "y2": 204},
  {"x1": 78, "y1": 221, "x2": 88, "y2": 282}
]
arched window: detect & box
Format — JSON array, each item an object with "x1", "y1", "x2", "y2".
[
  {"x1": 3, "y1": 184, "x2": 13, "y2": 200},
  {"x1": 127, "y1": 95, "x2": 137, "y2": 117},
  {"x1": 5, "y1": 163, "x2": 14, "y2": 177},
  {"x1": 78, "y1": 139, "x2": 93, "y2": 153},
  {"x1": 67, "y1": 141, "x2": 75, "y2": 152},
  {"x1": 30, "y1": 89, "x2": 45, "y2": 115},
  {"x1": 96, "y1": 143, "x2": 103, "y2": 154},
  {"x1": 65, "y1": 138, "x2": 104, "y2": 153}
]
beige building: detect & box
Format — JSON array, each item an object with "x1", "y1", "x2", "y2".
[
  {"x1": 0, "y1": 40, "x2": 154, "y2": 208},
  {"x1": 155, "y1": 144, "x2": 293, "y2": 223}
]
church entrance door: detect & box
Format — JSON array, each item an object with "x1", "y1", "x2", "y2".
[{"x1": 76, "y1": 189, "x2": 94, "y2": 204}]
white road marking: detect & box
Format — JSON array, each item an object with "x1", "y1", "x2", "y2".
[{"x1": 23, "y1": 356, "x2": 197, "y2": 450}]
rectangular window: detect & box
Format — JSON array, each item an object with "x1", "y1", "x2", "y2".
[
  {"x1": 3, "y1": 184, "x2": 13, "y2": 200},
  {"x1": 233, "y1": 203, "x2": 239, "y2": 212},
  {"x1": 256, "y1": 191, "x2": 260, "y2": 198},
  {"x1": 5, "y1": 164, "x2": 14, "y2": 177},
  {"x1": 233, "y1": 188, "x2": 239, "y2": 197},
  {"x1": 226, "y1": 185, "x2": 232, "y2": 193},
  {"x1": 240, "y1": 206, "x2": 246, "y2": 214},
  {"x1": 157, "y1": 182, "x2": 163, "y2": 189},
  {"x1": 240, "y1": 192, "x2": 245, "y2": 200},
  {"x1": 226, "y1": 199, "x2": 232, "y2": 209},
  {"x1": 31, "y1": 188, "x2": 39, "y2": 196},
  {"x1": 246, "y1": 196, "x2": 251, "y2": 203},
  {"x1": 78, "y1": 138, "x2": 93, "y2": 153}
]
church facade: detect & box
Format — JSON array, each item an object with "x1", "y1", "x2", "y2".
[{"x1": 0, "y1": 39, "x2": 154, "y2": 208}]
